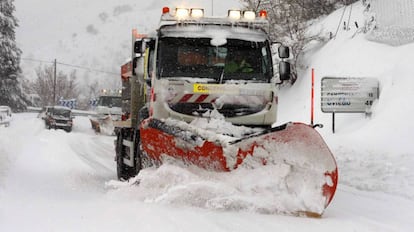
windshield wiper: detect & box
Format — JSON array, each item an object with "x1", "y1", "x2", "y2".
[{"x1": 218, "y1": 68, "x2": 225, "y2": 84}]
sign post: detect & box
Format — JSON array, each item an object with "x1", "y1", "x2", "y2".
[
  {"x1": 311, "y1": 68, "x2": 315, "y2": 126},
  {"x1": 321, "y1": 77, "x2": 380, "y2": 133}
]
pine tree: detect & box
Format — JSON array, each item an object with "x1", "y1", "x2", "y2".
[{"x1": 0, "y1": 0, "x2": 28, "y2": 111}]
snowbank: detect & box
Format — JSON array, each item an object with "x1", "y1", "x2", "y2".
[{"x1": 278, "y1": 1, "x2": 414, "y2": 199}]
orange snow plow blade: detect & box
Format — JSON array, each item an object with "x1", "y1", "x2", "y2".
[
  {"x1": 89, "y1": 115, "x2": 114, "y2": 134},
  {"x1": 140, "y1": 118, "x2": 338, "y2": 216}
]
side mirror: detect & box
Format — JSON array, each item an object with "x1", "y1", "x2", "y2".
[
  {"x1": 278, "y1": 46, "x2": 290, "y2": 59},
  {"x1": 279, "y1": 61, "x2": 291, "y2": 81},
  {"x1": 134, "y1": 40, "x2": 143, "y2": 54}
]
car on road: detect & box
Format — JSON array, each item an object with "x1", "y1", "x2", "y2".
[
  {"x1": 0, "y1": 105, "x2": 12, "y2": 127},
  {"x1": 43, "y1": 106, "x2": 74, "y2": 132}
]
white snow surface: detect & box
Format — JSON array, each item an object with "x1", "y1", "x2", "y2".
[
  {"x1": 1, "y1": 0, "x2": 413, "y2": 231},
  {"x1": 1, "y1": 114, "x2": 413, "y2": 231}
]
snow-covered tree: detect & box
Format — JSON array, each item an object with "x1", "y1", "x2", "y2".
[
  {"x1": 24, "y1": 65, "x2": 80, "y2": 107},
  {"x1": 0, "y1": 0, "x2": 28, "y2": 111},
  {"x1": 240, "y1": 0, "x2": 358, "y2": 84}
]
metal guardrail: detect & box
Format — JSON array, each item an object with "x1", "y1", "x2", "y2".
[
  {"x1": 72, "y1": 110, "x2": 97, "y2": 117},
  {"x1": 26, "y1": 107, "x2": 97, "y2": 117},
  {"x1": 26, "y1": 107, "x2": 42, "y2": 113}
]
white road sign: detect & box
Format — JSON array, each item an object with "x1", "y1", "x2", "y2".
[{"x1": 321, "y1": 77, "x2": 379, "y2": 113}]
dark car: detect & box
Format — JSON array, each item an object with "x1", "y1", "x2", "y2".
[
  {"x1": 0, "y1": 105, "x2": 12, "y2": 127},
  {"x1": 44, "y1": 106, "x2": 74, "y2": 132}
]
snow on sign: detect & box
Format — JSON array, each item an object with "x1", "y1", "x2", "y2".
[{"x1": 321, "y1": 77, "x2": 379, "y2": 113}]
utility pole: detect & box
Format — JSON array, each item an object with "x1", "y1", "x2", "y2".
[
  {"x1": 53, "y1": 59, "x2": 57, "y2": 105},
  {"x1": 211, "y1": 0, "x2": 214, "y2": 16}
]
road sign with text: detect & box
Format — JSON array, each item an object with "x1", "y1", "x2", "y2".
[{"x1": 321, "y1": 77, "x2": 379, "y2": 113}]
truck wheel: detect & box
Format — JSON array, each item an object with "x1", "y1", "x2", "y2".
[
  {"x1": 117, "y1": 153, "x2": 133, "y2": 181},
  {"x1": 132, "y1": 130, "x2": 143, "y2": 176},
  {"x1": 118, "y1": 132, "x2": 144, "y2": 180},
  {"x1": 116, "y1": 131, "x2": 133, "y2": 180}
]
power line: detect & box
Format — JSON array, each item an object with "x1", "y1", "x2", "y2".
[
  {"x1": 21, "y1": 57, "x2": 119, "y2": 76},
  {"x1": 21, "y1": 57, "x2": 53, "y2": 64},
  {"x1": 56, "y1": 61, "x2": 118, "y2": 75}
]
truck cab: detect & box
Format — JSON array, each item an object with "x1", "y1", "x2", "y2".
[
  {"x1": 116, "y1": 7, "x2": 291, "y2": 180},
  {"x1": 137, "y1": 7, "x2": 290, "y2": 127}
]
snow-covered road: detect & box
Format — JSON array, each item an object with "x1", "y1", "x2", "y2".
[{"x1": 0, "y1": 113, "x2": 413, "y2": 231}]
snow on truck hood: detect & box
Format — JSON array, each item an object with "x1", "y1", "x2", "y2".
[
  {"x1": 95, "y1": 106, "x2": 122, "y2": 115},
  {"x1": 160, "y1": 24, "x2": 268, "y2": 43}
]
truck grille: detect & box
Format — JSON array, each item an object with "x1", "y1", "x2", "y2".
[
  {"x1": 55, "y1": 119, "x2": 69, "y2": 124},
  {"x1": 169, "y1": 103, "x2": 266, "y2": 118}
]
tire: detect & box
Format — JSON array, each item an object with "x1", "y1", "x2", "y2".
[
  {"x1": 116, "y1": 129, "x2": 142, "y2": 181},
  {"x1": 132, "y1": 130, "x2": 142, "y2": 175},
  {"x1": 117, "y1": 152, "x2": 133, "y2": 181},
  {"x1": 115, "y1": 105, "x2": 150, "y2": 181},
  {"x1": 116, "y1": 131, "x2": 131, "y2": 180}
]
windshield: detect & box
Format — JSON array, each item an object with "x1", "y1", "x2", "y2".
[
  {"x1": 52, "y1": 108, "x2": 71, "y2": 118},
  {"x1": 98, "y1": 96, "x2": 122, "y2": 107},
  {"x1": 157, "y1": 37, "x2": 273, "y2": 82}
]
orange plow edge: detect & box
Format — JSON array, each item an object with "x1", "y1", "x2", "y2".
[{"x1": 140, "y1": 118, "x2": 338, "y2": 216}]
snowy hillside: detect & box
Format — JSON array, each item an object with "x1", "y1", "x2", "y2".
[
  {"x1": 2, "y1": 0, "x2": 414, "y2": 231},
  {"x1": 278, "y1": 1, "x2": 414, "y2": 199}
]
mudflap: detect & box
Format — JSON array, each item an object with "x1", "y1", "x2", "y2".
[
  {"x1": 89, "y1": 117, "x2": 101, "y2": 133},
  {"x1": 140, "y1": 118, "x2": 338, "y2": 217}
]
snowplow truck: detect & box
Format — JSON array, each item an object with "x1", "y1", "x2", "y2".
[
  {"x1": 89, "y1": 92, "x2": 122, "y2": 134},
  {"x1": 115, "y1": 7, "x2": 338, "y2": 217}
]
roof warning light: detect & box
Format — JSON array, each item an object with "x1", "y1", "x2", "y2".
[
  {"x1": 259, "y1": 10, "x2": 267, "y2": 18},
  {"x1": 162, "y1": 7, "x2": 170, "y2": 14},
  {"x1": 228, "y1": 10, "x2": 242, "y2": 20}
]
